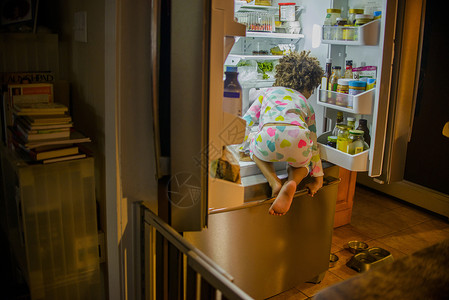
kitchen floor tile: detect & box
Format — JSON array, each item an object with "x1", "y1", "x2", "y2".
[
  {"x1": 295, "y1": 271, "x2": 343, "y2": 298},
  {"x1": 349, "y1": 213, "x2": 397, "y2": 239},
  {"x1": 374, "y1": 228, "x2": 432, "y2": 255},
  {"x1": 328, "y1": 248, "x2": 360, "y2": 280},
  {"x1": 331, "y1": 224, "x2": 371, "y2": 249},
  {"x1": 265, "y1": 288, "x2": 308, "y2": 300}
]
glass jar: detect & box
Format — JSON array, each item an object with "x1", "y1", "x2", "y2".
[
  {"x1": 355, "y1": 14, "x2": 373, "y2": 26},
  {"x1": 336, "y1": 124, "x2": 350, "y2": 153},
  {"x1": 348, "y1": 9, "x2": 364, "y2": 25},
  {"x1": 335, "y1": 18, "x2": 347, "y2": 40},
  {"x1": 347, "y1": 117, "x2": 356, "y2": 129},
  {"x1": 348, "y1": 130, "x2": 365, "y2": 155},
  {"x1": 324, "y1": 8, "x2": 341, "y2": 25},
  {"x1": 327, "y1": 135, "x2": 337, "y2": 148}
]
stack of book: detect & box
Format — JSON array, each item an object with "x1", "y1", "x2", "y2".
[{"x1": 6, "y1": 85, "x2": 91, "y2": 164}]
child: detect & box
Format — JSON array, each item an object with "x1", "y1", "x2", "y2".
[{"x1": 241, "y1": 51, "x2": 324, "y2": 216}]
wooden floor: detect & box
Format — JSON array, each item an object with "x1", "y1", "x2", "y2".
[{"x1": 267, "y1": 184, "x2": 449, "y2": 300}]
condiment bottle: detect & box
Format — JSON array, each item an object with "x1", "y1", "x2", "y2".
[
  {"x1": 321, "y1": 58, "x2": 332, "y2": 90},
  {"x1": 347, "y1": 117, "x2": 355, "y2": 129},
  {"x1": 356, "y1": 118, "x2": 371, "y2": 145},
  {"x1": 336, "y1": 124, "x2": 351, "y2": 153},
  {"x1": 223, "y1": 66, "x2": 242, "y2": 116},
  {"x1": 344, "y1": 60, "x2": 353, "y2": 79},
  {"x1": 332, "y1": 111, "x2": 344, "y2": 136},
  {"x1": 328, "y1": 66, "x2": 341, "y2": 91},
  {"x1": 348, "y1": 130, "x2": 365, "y2": 155}
]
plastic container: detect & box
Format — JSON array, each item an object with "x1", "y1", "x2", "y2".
[
  {"x1": 223, "y1": 66, "x2": 242, "y2": 117},
  {"x1": 279, "y1": 3, "x2": 296, "y2": 22},
  {"x1": 349, "y1": 80, "x2": 367, "y2": 96},
  {"x1": 373, "y1": 11, "x2": 382, "y2": 19},
  {"x1": 355, "y1": 14, "x2": 373, "y2": 26}
]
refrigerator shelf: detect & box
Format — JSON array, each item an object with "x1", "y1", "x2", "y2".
[
  {"x1": 318, "y1": 131, "x2": 369, "y2": 172},
  {"x1": 317, "y1": 88, "x2": 375, "y2": 115},
  {"x1": 246, "y1": 31, "x2": 304, "y2": 39},
  {"x1": 321, "y1": 19, "x2": 380, "y2": 46}
]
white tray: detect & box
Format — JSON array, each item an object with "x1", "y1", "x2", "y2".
[
  {"x1": 321, "y1": 19, "x2": 380, "y2": 46},
  {"x1": 317, "y1": 88, "x2": 375, "y2": 115},
  {"x1": 317, "y1": 131, "x2": 369, "y2": 172}
]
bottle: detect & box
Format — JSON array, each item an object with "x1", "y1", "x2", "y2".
[
  {"x1": 347, "y1": 117, "x2": 355, "y2": 129},
  {"x1": 223, "y1": 66, "x2": 242, "y2": 116},
  {"x1": 348, "y1": 130, "x2": 365, "y2": 155},
  {"x1": 344, "y1": 60, "x2": 353, "y2": 79},
  {"x1": 328, "y1": 66, "x2": 341, "y2": 91},
  {"x1": 348, "y1": 9, "x2": 364, "y2": 25},
  {"x1": 356, "y1": 118, "x2": 371, "y2": 145},
  {"x1": 321, "y1": 58, "x2": 332, "y2": 90},
  {"x1": 332, "y1": 111, "x2": 344, "y2": 136},
  {"x1": 336, "y1": 124, "x2": 351, "y2": 153}
]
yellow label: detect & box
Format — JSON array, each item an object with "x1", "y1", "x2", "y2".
[
  {"x1": 337, "y1": 140, "x2": 349, "y2": 153},
  {"x1": 354, "y1": 146, "x2": 364, "y2": 154}
]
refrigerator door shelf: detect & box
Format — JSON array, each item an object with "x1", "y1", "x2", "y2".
[
  {"x1": 246, "y1": 31, "x2": 304, "y2": 39},
  {"x1": 322, "y1": 19, "x2": 380, "y2": 46},
  {"x1": 317, "y1": 88, "x2": 375, "y2": 115},
  {"x1": 318, "y1": 131, "x2": 369, "y2": 172}
]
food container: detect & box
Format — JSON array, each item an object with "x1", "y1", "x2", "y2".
[
  {"x1": 329, "y1": 253, "x2": 339, "y2": 268},
  {"x1": 348, "y1": 8, "x2": 364, "y2": 25},
  {"x1": 286, "y1": 21, "x2": 301, "y2": 34},
  {"x1": 355, "y1": 14, "x2": 373, "y2": 26},
  {"x1": 255, "y1": 0, "x2": 272, "y2": 6},
  {"x1": 349, "y1": 80, "x2": 367, "y2": 96},
  {"x1": 279, "y1": 3, "x2": 296, "y2": 22},
  {"x1": 345, "y1": 240, "x2": 369, "y2": 254}
]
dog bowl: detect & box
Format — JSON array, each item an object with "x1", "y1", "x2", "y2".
[
  {"x1": 329, "y1": 253, "x2": 339, "y2": 268},
  {"x1": 346, "y1": 241, "x2": 369, "y2": 254},
  {"x1": 346, "y1": 247, "x2": 394, "y2": 272}
]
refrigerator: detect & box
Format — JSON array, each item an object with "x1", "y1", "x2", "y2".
[{"x1": 126, "y1": 0, "x2": 446, "y2": 298}]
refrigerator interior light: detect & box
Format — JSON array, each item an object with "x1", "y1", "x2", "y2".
[{"x1": 312, "y1": 24, "x2": 321, "y2": 48}]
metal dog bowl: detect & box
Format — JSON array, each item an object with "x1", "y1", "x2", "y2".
[
  {"x1": 345, "y1": 241, "x2": 369, "y2": 254},
  {"x1": 329, "y1": 253, "x2": 339, "y2": 268},
  {"x1": 346, "y1": 247, "x2": 394, "y2": 272}
]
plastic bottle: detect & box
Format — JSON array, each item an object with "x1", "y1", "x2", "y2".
[
  {"x1": 223, "y1": 66, "x2": 242, "y2": 116},
  {"x1": 356, "y1": 118, "x2": 371, "y2": 145},
  {"x1": 344, "y1": 60, "x2": 353, "y2": 79},
  {"x1": 328, "y1": 66, "x2": 341, "y2": 91}
]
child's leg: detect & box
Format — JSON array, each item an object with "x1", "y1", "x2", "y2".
[
  {"x1": 253, "y1": 156, "x2": 282, "y2": 197},
  {"x1": 269, "y1": 166, "x2": 308, "y2": 216}
]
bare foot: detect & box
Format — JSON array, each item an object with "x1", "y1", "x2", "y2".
[{"x1": 269, "y1": 180, "x2": 297, "y2": 216}]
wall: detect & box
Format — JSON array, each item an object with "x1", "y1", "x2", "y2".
[{"x1": 57, "y1": 0, "x2": 106, "y2": 236}]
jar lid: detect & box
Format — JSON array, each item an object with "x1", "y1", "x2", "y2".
[
  {"x1": 327, "y1": 8, "x2": 341, "y2": 13},
  {"x1": 327, "y1": 135, "x2": 338, "y2": 142},
  {"x1": 349, "y1": 129, "x2": 364, "y2": 135},
  {"x1": 355, "y1": 14, "x2": 373, "y2": 19},
  {"x1": 337, "y1": 79, "x2": 350, "y2": 85},
  {"x1": 347, "y1": 117, "x2": 355, "y2": 121},
  {"x1": 337, "y1": 124, "x2": 350, "y2": 129},
  {"x1": 226, "y1": 66, "x2": 238, "y2": 72},
  {"x1": 332, "y1": 66, "x2": 342, "y2": 69},
  {"x1": 279, "y1": 3, "x2": 296, "y2": 6},
  {"x1": 349, "y1": 80, "x2": 367, "y2": 87},
  {"x1": 349, "y1": 9, "x2": 364, "y2": 14},
  {"x1": 373, "y1": 11, "x2": 382, "y2": 17}
]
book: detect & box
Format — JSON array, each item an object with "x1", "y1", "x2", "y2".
[
  {"x1": 16, "y1": 123, "x2": 71, "y2": 142},
  {"x1": 28, "y1": 146, "x2": 80, "y2": 161},
  {"x1": 22, "y1": 130, "x2": 91, "y2": 149},
  {"x1": 15, "y1": 116, "x2": 73, "y2": 131},
  {"x1": 1, "y1": 72, "x2": 55, "y2": 87},
  {"x1": 23, "y1": 114, "x2": 72, "y2": 125},
  {"x1": 42, "y1": 153, "x2": 87, "y2": 164},
  {"x1": 8, "y1": 83, "x2": 54, "y2": 106},
  {"x1": 13, "y1": 102, "x2": 68, "y2": 116}
]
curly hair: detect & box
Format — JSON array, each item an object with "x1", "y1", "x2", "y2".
[{"x1": 273, "y1": 50, "x2": 324, "y2": 94}]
